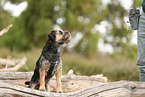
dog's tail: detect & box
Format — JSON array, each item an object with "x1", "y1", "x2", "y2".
[{"x1": 25, "y1": 81, "x2": 30, "y2": 85}]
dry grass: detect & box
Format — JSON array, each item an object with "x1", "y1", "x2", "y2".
[{"x1": 62, "y1": 53, "x2": 139, "y2": 81}]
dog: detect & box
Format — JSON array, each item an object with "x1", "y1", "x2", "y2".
[{"x1": 25, "y1": 29, "x2": 71, "y2": 93}]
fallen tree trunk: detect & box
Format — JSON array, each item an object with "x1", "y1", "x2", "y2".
[
  {"x1": 0, "y1": 57, "x2": 27, "y2": 71},
  {"x1": 1, "y1": 71, "x2": 145, "y2": 97},
  {"x1": 0, "y1": 80, "x2": 145, "y2": 97},
  {"x1": 0, "y1": 70, "x2": 107, "y2": 92}
]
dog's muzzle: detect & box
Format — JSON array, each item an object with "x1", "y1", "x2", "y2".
[
  {"x1": 64, "y1": 31, "x2": 71, "y2": 43},
  {"x1": 59, "y1": 31, "x2": 71, "y2": 44}
]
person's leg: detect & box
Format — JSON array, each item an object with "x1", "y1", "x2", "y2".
[
  {"x1": 138, "y1": 67, "x2": 145, "y2": 82},
  {"x1": 137, "y1": 11, "x2": 145, "y2": 82}
]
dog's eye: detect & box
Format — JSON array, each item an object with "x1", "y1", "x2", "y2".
[
  {"x1": 51, "y1": 31, "x2": 56, "y2": 33},
  {"x1": 59, "y1": 31, "x2": 63, "y2": 35}
]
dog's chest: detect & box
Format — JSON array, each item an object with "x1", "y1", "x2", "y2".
[{"x1": 42, "y1": 44, "x2": 60, "y2": 61}]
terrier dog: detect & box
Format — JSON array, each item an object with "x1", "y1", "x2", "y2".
[{"x1": 25, "y1": 29, "x2": 71, "y2": 93}]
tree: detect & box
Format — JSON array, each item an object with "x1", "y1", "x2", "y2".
[
  {"x1": 0, "y1": 0, "x2": 12, "y2": 30},
  {"x1": 99, "y1": 0, "x2": 139, "y2": 59},
  {"x1": 1, "y1": 0, "x2": 101, "y2": 56},
  {"x1": 61, "y1": 0, "x2": 101, "y2": 57},
  {"x1": 0, "y1": 0, "x2": 58, "y2": 50},
  {"x1": 0, "y1": 0, "x2": 139, "y2": 58}
]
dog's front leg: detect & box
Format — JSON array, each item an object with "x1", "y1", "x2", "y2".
[
  {"x1": 45, "y1": 79, "x2": 50, "y2": 92},
  {"x1": 55, "y1": 61, "x2": 63, "y2": 93},
  {"x1": 39, "y1": 69, "x2": 46, "y2": 91}
]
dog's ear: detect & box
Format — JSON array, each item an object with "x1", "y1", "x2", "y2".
[{"x1": 48, "y1": 31, "x2": 56, "y2": 41}]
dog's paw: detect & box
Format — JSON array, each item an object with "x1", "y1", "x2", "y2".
[
  {"x1": 46, "y1": 88, "x2": 50, "y2": 92},
  {"x1": 56, "y1": 88, "x2": 63, "y2": 93},
  {"x1": 46, "y1": 86, "x2": 50, "y2": 92},
  {"x1": 39, "y1": 86, "x2": 46, "y2": 91}
]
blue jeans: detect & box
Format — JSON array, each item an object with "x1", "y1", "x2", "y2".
[{"x1": 137, "y1": 11, "x2": 145, "y2": 82}]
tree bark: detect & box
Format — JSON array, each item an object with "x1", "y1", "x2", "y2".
[
  {"x1": 1, "y1": 71, "x2": 145, "y2": 97},
  {"x1": 0, "y1": 80, "x2": 145, "y2": 97},
  {"x1": 0, "y1": 71, "x2": 107, "y2": 93}
]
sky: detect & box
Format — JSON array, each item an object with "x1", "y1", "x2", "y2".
[
  {"x1": 3, "y1": 1, "x2": 28, "y2": 17},
  {"x1": 2, "y1": 0, "x2": 137, "y2": 54},
  {"x1": 102, "y1": 0, "x2": 133, "y2": 10}
]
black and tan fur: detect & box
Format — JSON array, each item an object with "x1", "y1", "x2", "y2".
[{"x1": 25, "y1": 30, "x2": 71, "y2": 93}]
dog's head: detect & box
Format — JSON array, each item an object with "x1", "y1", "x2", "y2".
[{"x1": 48, "y1": 29, "x2": 71, "y2": 45}]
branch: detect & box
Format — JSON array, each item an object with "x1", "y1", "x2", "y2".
[
  {"x1": 0, "y1": 57, "x2": 27, "y2": 71},
  {"x1": 0, "y1": 24, "x2": 13, "y2": 36}
]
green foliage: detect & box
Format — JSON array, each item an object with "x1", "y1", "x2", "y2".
[
  {"x1": 8, "y1": 0, "x2": 24, "y2": 4},
  {"x1": 0, "y1": 0, "x2": 102, "y2": 55},
  {"x1": 132, "y1": 0, "x2": 142, "y2": 8},
  {"x1": 0, "y1": 0, "x2": 57, "y2": 50},
  {"x1": 34, "y1": 19, "x2": 53, "y2": 46},
  {"x1": 0, "y1": 9, "x2": 12, "y2": 30},
  {"x1": 0, "y1": 16, "x2": 33, "y2": 50},
  {"x1": 113, "y1": 44, "x2": 138, "y2": 60},
  {"x1": 60, "y1": 0, "x2": 102, "y2": 57},
  {"x1": 75, "y1": 32, "x2": 100, "y2": 57},
  {"x1": 103, "y1": 1, "x2": 131, "y2": 53},
  {"x1": 1, "y1": 0, "x2": 139, "y2": 59}
]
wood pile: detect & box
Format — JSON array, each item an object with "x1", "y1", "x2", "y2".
[
  {"x1": 0, "y1": 70, "x2": 145, "y2": 96},
  {"x1": 0, "y1": 57, "x2": 27, "y2": 71},
  {"x1": 1, "y1": 79, "x2": 145, "y2": 97},
  {"x1": 0, "y1": 70, "x2": 107, "y2": 93},
  {"x1": 1, "y1": 71, "x2": 145, "y2": 97}
]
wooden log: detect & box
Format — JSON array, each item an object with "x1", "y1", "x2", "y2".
[
  {"x1": 0, "y1": 80, "x2": 51, "y2": 97},
  {"x1": 0, "y1": 71, "x2": 107, "y2": 92},
  {"x1": 1, "y1": 80, "x2": 145, "y2": 97},
  {"x1": 0, "y1": 58, "x2": 20, "y2": 66},
  {"x1": 0, "y1": 57, "x2": 27, "y2": 71}
]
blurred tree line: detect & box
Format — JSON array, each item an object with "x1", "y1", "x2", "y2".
[{"x1": 0, "y1": 0, "x2": 142, "y2": 59}]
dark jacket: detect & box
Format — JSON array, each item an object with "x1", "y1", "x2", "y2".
[{"x1": 142, "y1": 0, "x2": 145, "y2": 12}]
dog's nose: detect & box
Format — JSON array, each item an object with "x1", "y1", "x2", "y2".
[{"x1": 67, "y1": 32, "x2": 71, "y2": 37}]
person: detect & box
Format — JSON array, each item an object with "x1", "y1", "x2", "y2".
[{"x1": 137, "y1": 0, "x2": 145, "y2": 82}]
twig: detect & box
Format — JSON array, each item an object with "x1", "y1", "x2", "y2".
[{"x1": 0, "y1": 24, "x2": 13, "y2": 36}]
